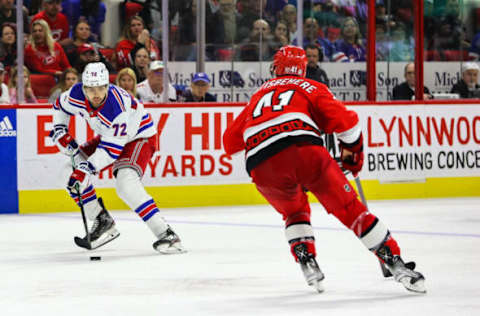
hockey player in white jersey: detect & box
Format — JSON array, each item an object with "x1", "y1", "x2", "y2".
[{"x1": 51, "y1": 62, "x2": 185, "y2": 254}]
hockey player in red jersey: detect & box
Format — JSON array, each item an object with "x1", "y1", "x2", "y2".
[{"x1": 223, "y1": 45, "x2": 426, "y2": 293}]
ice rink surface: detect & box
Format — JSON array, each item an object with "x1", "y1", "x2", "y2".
[{"x1": 1, "y1": 197, "x2": 479, "y2": 316}]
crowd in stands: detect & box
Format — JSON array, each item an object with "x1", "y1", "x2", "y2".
[{"x1": 1, "y1": 0, "x2": 480, "y2": 104}]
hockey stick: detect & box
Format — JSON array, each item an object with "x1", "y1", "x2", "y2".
[{"x1": 71, "y1": 156, "x2": 91, "y2": 249}]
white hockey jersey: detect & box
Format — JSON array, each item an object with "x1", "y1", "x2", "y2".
[{"x1": 53, "y1": 83, "x2": 156, "y2": 172}]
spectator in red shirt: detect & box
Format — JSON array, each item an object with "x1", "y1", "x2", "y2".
[
  {"x1": 25, "y1": 19, "x2": 71, "y2": 77},
  {"x1": 115, "y1": 15, "x2": 160, "y2": 69},
  {"x1": 32, "y1": 0, "x2": 70, "y2": 46}
]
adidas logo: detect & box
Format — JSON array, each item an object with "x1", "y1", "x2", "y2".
[{"x1": 0, "y1": 116, "x2": 16, "y2": 137}]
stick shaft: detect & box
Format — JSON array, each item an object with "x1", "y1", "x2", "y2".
[
  {"x1": 71, "y1": 156, "x2": 90, "y2": 244},
  {"x1": 354, "y1": 176, "x2": 368, "y2": 210}
]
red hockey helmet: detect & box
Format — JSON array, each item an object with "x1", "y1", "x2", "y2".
[{"x1": 272, "y1": 45, "x2": 308, "y2": 77}]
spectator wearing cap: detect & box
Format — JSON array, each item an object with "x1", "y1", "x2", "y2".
[
  {"x1": 451, "y1": 63, "x2": 480, "y2": 99},
  {"x1": 62, "y1": 21, "x2": 114, "y2": 72},
  {"x1": 136, "y1": 60, "x2": 177, "y2": 103},
  {"x1": 32, "y1": 0, "x2": 70, "y2": 45},
  {"x1": 0, "y1": 62, "x2": 9, "y2": 103},
  {"x1": 73, "y1": 43, "x2": 114, "y2": 74},
  {"x1": 392, "y1": 63, "x2": 433, "y2": 100},
  {"x1": 25, "y1": 19, "x2": 71, "y2": 77},
  {"x1": 179, "y1": 72, "x2": 217, "y2": 102}
]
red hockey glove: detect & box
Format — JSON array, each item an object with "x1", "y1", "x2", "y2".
[
  {"x1": 51, "y1": 125, "x2": 79, "y2": 156},
  {"x1": 67, "y1": 161, "x2": 96, "y2": 194},
  {"x1": 339, "y1": 134, "x2": 364, "y2": 176}
]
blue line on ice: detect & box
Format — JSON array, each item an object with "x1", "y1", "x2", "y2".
[{"x1": 17, "y1": 213, "x2": 480, "y2": 239}]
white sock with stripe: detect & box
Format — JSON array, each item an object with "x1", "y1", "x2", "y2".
[{"x1": 115, "y1": 168, "x2": 168, "y2": 237}]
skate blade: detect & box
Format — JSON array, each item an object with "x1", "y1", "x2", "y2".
[
  {"x1": 90, "y1": 229, "x2": 120, "y2": 250},
  {"x1": 154, "y1": 242, "x2": 187, "y2": 255},
  {"x1": 74, "y1": 228, "x2": 120, "y2": 250},
  {"x1": 308, "y1": 279, "x2": 324, "y2": 293},
  {"x1": 401, "y1": 276, "x2": 427, "y2": 294}
]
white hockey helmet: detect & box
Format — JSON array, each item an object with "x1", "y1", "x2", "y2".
[{"x1": 82, "y1": 62, "x2": 109, "y2": 87}]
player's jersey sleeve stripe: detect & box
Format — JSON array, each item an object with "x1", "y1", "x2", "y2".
[
  {"x1": 98, "y1": 141, "x2": 124, "y2": 159},
  {"x1": 97, "y1": 112, "x2": 112, "y2": 127},
  {"x1": 137, "y1": 113, "x2": 154, "y2": 135},
  {"x1": 58, "y1": 102, "x2": 75, "y2": 116},
  {"x1": 336, "y1": 123, "x2": 361, "y2": 144},
  {"x1": 68, "y1": 97, "x2": 86, "y2": 109},
  {"x1": 53, "y1": 98, "x2": 60, "y2": 110},
  {"x1": 112, "y1": 87, "x2": 126, "y2": 112}
]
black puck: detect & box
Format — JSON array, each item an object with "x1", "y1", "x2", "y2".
[{"x1": 90, "y1": 256, "x2": 101, "y2": 261}]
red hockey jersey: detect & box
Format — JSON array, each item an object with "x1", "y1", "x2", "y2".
[{"x1": 223, "y1": 75, "x2": 361, "y2": 174}]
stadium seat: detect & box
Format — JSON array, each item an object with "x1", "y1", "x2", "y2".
[
  {"x1": 30, "y1": 74, "x2": 56, "y2": 98},
  {"x1": 109, "y1": 74, "x2": 117, "y2": 83}
]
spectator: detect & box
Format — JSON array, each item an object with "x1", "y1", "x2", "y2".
[
  {"x1": 115, "y1": 15, "x2": 160, "y2": 69},
  {"x1": 239, "y1": 19, "x2": 277, "y2": 61},
  {"x1": 176, "y1": 0, "x2": 213, "y2": 61},
  {"x1": 293, "y1": 18, "x2": 336, "y2": 61},
  {"x1": 25, "y1": 19, "x2": 71, "y2": 77},
  {"x1": 237, "y1": 0, "x2": 275, "y2": 38},
  {"x1": 115, "y1": 67, "x2": 137, "y2": 98},
  {"x1": 61, "y1": 0, "x2": 106, "y2": 42},
  {"x1": 314, "y1": 0, "x2": 341, "y2": 30},
  {"x1": 388, "y1": 23, "x2": 414, "y2": 62},
  {"x1": 206, "y1": 0, "x2": 245, "y2": 59},
  {"x1": 0, "y1": 0, "x2": 29, "y2": 35},
  {"x1": 179, "y1": 72, "x2": 216, "y2": 102},
  {"x1": 392, "y1": 63, "x2": 433, "y2": 100},
  {"x1": 72, "y1": 43, "x2": 113, "y2": 73},
  {"x1": 8, "y1": 65, "x2": 38, "y2": 103},
  {"x1": 0, "y1": 22, "x2": 16, "y2": 70},
  {"x1": 62, "y1": 21, "x2": 113, "y2": 72},
  {"x1": 32, "y1": 0, "x2": 70, "y2": 45},
  {"x1": 272, "y1": 21, "x2": 290, "y2": 50},
  {"x1": 450, "y1": 62, "x2": 480, "y2": 99},
  {"x1": 62, "y1": 21, "x2": 92, "y2": 65},
  {"x1": 129, "y1": 46, "x2": 150, "y2": 83},
  {"x1": 0, "y1": 62, "x2": 8, "y2": 103},
  {"x1": 305, "y1": 44, "x2": 329, "y2": 86},
  {"x1": 279, "y1": 4, "x2": 297, "y2": 41},
  {"x1": 136, "y1": 60, "x2": 176, "y2": 103},
  {"x1": 335, "y1": 17, "x2": 366, "y2": 62},
  {"x1": 48, "y1": 67, "x2": 78, "y2": 103},
  {"x1": 375, "y1": 23, "x2": 390, "y2": 61}
]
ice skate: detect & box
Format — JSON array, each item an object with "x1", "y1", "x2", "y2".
[
  {"x1": 74, "y1": 198, "x2": 120, "y2": 250},
  {"x1": 377, "y1": 245, "x2": 426, "y2": 293},
  {"x1": 293, "y1": 242, "x2": 325, "y2": 293},
  {"x1": 152, "y1": 227, "x2": 186, "y2": 254}
]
